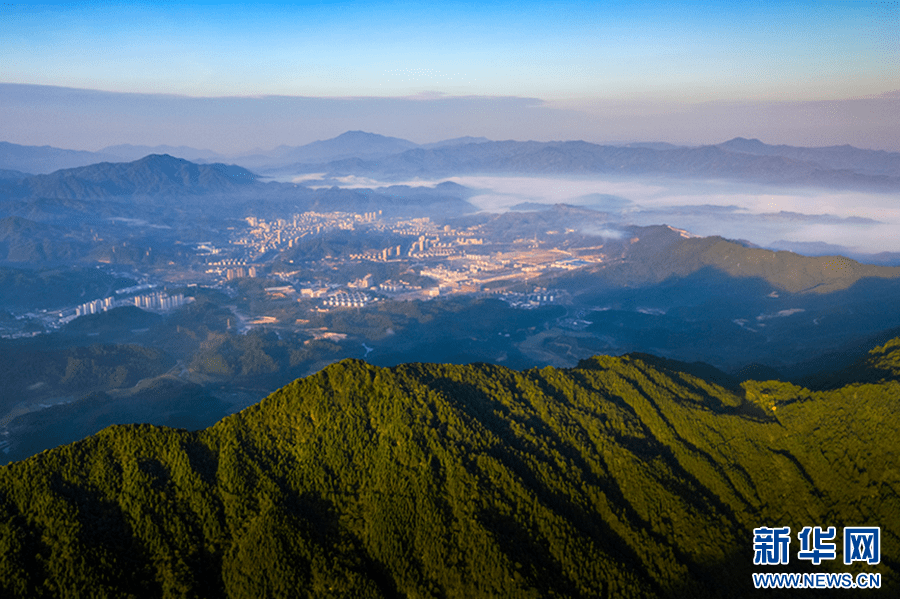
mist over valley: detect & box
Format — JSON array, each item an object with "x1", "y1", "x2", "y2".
[{"x1": 3, "y1": 132, "x2": 900, "y2": 470}]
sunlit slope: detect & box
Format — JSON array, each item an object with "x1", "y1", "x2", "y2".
[
  {"x1": 606, "y1": 226, "x2": 900, "y2": 294},
  {"x1": 670, "y1": 237, "x2": 900, "y2": 293},
  {"x1": 1, "y1": 343, "x2": 898, "y2": 597}
]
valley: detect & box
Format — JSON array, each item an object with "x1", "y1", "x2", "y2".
[{"x1": 3, "y1": 139, "x2": 900, "y2": 466}]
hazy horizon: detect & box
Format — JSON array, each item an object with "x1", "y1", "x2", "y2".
[
  {"x1": 2, "y1": 83, "x2": 900, "y2": 156},
  {"x1": 2, "y1": 1, "x2": 899, "y2": 153}
]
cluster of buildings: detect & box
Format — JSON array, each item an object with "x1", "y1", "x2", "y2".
[
  {"x1": 235, "y1": 212, "x2": 488, "y2": 265},
  {"x1": 494, "y1": 289, "x2": 561, "y2": 309},
  {"x1": 204, "y1": 258, "x2": 258, "y2": 281},
  {"x1": 75, "y1": 296, "x2": 117, "y2": 316},
  {"x1": 226, "y1": 266, "x2": 257, "y2": 280},
  {"x1": 131, "y1": 292, "x2": 189, "y2": 311},
  {"x1": 386, "y1": 217, "x2": 439, "y2": 237},
  {"x1": 321, "y1": 292, "x2": 373, "y2": 309},
  {"x1": 350, "y1": 245, "x2": 406, "y2": 262},
  {"x1": 72, "y1": 292, "x2": 190, "y2": 318},
  {"x1": 198, "y1": 210, "x2": 602, "y2": 313},
  {"x1": 300, "y1": 286, "x2": 329, "y2": 298},
  {"x1": 377, "y1": 280, "x2": 421, "y2": 293},
  {"x1": 348, "y1": 233, "x2": 488, "y2": 263},
  {"x1": 235, "y1": 211, "x2": 381, "y2": 258}
]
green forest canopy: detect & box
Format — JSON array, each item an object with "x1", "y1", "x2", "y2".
[{"x1": 1, "y1": 338, "x2": 898, "y2": 597}]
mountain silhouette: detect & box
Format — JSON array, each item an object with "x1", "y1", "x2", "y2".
[
  {"x1": 271, "y1": 137, "x2": 900, "y2": 191},
  {"x1": 716, "y1": 137, "x2": 900, "y2": 177},
  {"x1": 1, "y1": 154, "x2": 259, "y2": 200}
]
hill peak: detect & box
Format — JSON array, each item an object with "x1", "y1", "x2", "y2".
[
  {"x1": 337, "y1": 130, "x2": 390, "y2": 139},
  {"x1": 5, "y1": 154, "x2": 259, "y2": 200},
  {"x1": 132, "y1": 153, "x2": 190, "y2": 166},
  {"x1": 270, "y1": 131, "x2": 419, "y2": 166},
  {"x1": 717, "y1": 137, "x2": 767, "y2": 150},
  {"x1": 323, "y1": 130, "x2": 417, "y2": 146}
]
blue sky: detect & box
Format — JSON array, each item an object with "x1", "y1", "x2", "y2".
[
  {"x1": 3, "y1": 1, "x2": 893, "y2": 99},
  {"x1": 1, "y1": 1, "x2": 898, "y2": 151}
]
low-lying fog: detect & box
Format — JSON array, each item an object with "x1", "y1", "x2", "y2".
[
  {"x1": 456, "y1": 175, "x2": 900, "y2": 256},
  {"x1": 282, "y1": 172, "x2": 900, "y2": 260}
]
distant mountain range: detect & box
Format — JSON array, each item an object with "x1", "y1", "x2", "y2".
[
  {"x1": 98, "y1": 144, "x2": 226, "y2": 163},
  {"x1": 231, "y1": 131, "x2": 900, "y2": 193},
  {"x1": 0, "y1": 142, "x2": 226, "y2": 174},
  {"x1": 1, "y1": 338, "x2": 896, "y2": 596},
  {"x1": 0, "y1": 142, "x2": 122, "y2": 175},
  {"x1": 0, "y1": 154, "x2": 478, "y2": 218},
  {"x1": 236, "y1": 130, "x2": 420, "y2": 169},
  {"x1": 0, "y1": 168, "x2": 32, "y2": 182},
  {"x1": 232, "y1": 132, "x2": 495, "y2": 170},
  {"x1": 715, "y1": 137, "x2": 900, "y2": 177},
  {"x1": 0, "y1": 154, "x2": 479, "y2": 252},
  {"x1": 270, "y1": 137, "x2": 900, "y2": 191},
  {"x1": 5, "y1": 133, "x2": 899, "y2": 192},
  {"x1": 0, "y1": 133, "x2": 492, "y2": 175}
]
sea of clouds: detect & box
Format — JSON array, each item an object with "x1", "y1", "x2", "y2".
[
  {"x1": 450, "y1": 175, "x2": 900, "y2": 258},
  {"x1": 283, "y1": 172, "x2": 900, "y2": 259}
]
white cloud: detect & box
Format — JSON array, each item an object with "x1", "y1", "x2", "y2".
[{"x1": 433, "y1": 175, "x2": 900, "y2": 254}]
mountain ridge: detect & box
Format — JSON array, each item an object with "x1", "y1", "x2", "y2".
[
  {"x1": 7, "y1": 134, "x2": 900, "y2": 191},
  {"x1": 610, "y1": 225, "x2": 900, "y2": 294},
  {"x1": 1, "y1": 339, "x2": 896, "y2": 597},
  {"x1": 0, "y1": 154, "x2": 260, "y2": 200},
  {"x1": 271, "y1": 138, "x2": 900, "y2": 191},
  {"x1": 716, "y1": 137, "x2": 900, "y2": 177},
  {"x1": 0, "y1": 141, "x2": 122, "y2": 175},
  {"x1": 99, "y1": 144, "x2": 226, "y2": 163},
  {"x1": 252, "y1": 131, "x2": 420, "y2": 167}
]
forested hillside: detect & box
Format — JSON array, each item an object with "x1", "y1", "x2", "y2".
[{"x1": 1, "y1": 339, "x2": 898, "y2": 597}]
